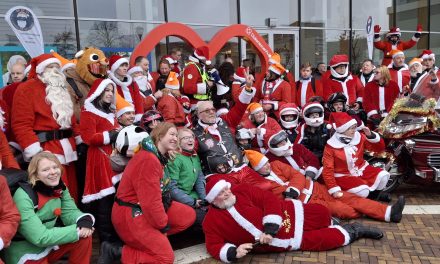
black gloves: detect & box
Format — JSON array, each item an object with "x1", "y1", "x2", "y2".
[
  {"x1": 162, "y1": 190, "x2": 172, "y2": 212},
  {"x1": 305, "y1": 171, "x2": 316, "y2": 180},
  {"x1": 263, "y1": 223, "x2": 280, "y2": 236},
  {"x1": 77, "y1": 215, "x2": 94, "y2": 229},
  {"x1": 283, "y1": 188, "x2": 299, "y2": 199},
  {"x1": 108, "y1": 130, "x2": 119, "y2": 144}
]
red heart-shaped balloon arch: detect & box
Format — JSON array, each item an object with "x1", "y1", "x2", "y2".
[{"x1": 130, "y1": 22, "x2": 273, "y2": 75}]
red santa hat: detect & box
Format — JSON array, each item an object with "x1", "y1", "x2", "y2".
[
  {"x1": 85, "y1": 78, "x2": 116, "y2": 105},
  {"x1": 109, "y1": 55, "x2": 129, "y2": 73},
  {"x1": 234, "y1": 66, "x2": 247, "y2": 82},
  {"x1": 419, "y1": 50, "x2": 435, "y2": 62},
  {"x1": 115, "y1": 92, "x2": 135, "y2": 118},
  {"x1": 205, "y1": 179, "x2": 231, "y2": 203},
  {"x1": 244, "y1": 150, "x2": 269, "y2": 171},
  {"x1": 329, "y1": 112, "x2": 357, "y2": 133},
  {"x1": 28, "y1": 54, "x2": 61, "y2": 79},
  {"x1": 269, "y1": 52, "x2": 281, "y2": 65},
  {"x1": 387, "y1": 49, "x2": 404, "y2": 59},
  {"x1": 329, "y1": 54, "x2": 349, "y2": 68},
  {"x1": 386, "y1": 27, "x2": 401, "y2": 37},
  {"x1": 165, "y1": 72, "x2": 180, "y2": 90},
  {"x1": 162, "y1": 55, "x2": 177, "y2": 64},
  {"x1": 268, "y1": 63, "x2": 286, "y2": 75},
  {"x1": 194, "y1": 46, "x2": 211, "y2": 65},
  {"x1": 127, "y1": 66, "x2": 143, "y2": 76}
]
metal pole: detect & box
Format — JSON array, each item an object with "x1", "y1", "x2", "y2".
[
  {"x1": 164, "y1": 0, "x2": 170, "y2": 55},
  {"x1": 237, "y1": 0, "x2": 242, "y2": 65},
  {"x1": 73, "y1": 0, "x2": 81, "y2": 50}
]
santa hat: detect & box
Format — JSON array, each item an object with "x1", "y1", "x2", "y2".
[
  {"x1": 268, "y1": 63, "x2": 285, "y2": 75},
  {"x1": 115, "y1": 92, "x2": 135, "y2": 118},
  {"x1": 329, "y1": 54, "x2": 349, "y2": 68},
  {"x1": 127, "y1": 66, "x2": 143, "y2": 76},
  {"x1": 194, "y1": 46, "x2": 211, "y2": 65},
  {"x1": 50, "y1": 49, "x2": 76, "y2": 71},
  {"x1": 85, "y1": 78, "x2": 116, "y2": 105},
  {"x1": 109, "y1": 55, "x2": 129, "y2": 73},
  {"x1": 205, "y1": 179, "x2": 231, "y2": 203},
  {"x1": 387, "y1": 49, "x2": 404, "y2": 58},
  {"x1": 247, "y1": 102, "x2": 263, "y2": 114},
  {"x1": 28, "y1": 54, "x2": 61, "y2": 79},
  {"x1": 162, "y1": 55, "x2": 177, "y2": 64},
  {"x1": 329, "y1": 112, "x2": 357, "y2": 133},
  {"x1": 386, "y1": 27, "x2": 401, "y2": 37},
  {"x1": 269, "y1": 53, "x2": 281, "y2": 65},
  {"x1": 165, "y1": 72, "x2": 179, "y2": 90},
  {"x1": 234, "y1": 66, "x2": 247, "y2": 82},
  {"x1": 244, "y1": 150, "x2": 269, "y2": 171},
  {"x1": 408, "y1": 58, "x2": 423, "y2": 68},
  {"x1": 419, "y1": 50, "x2": 435, "y2": 62}
]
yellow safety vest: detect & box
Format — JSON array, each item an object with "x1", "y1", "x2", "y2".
[{"x1": 182, "y1": 62, "x2": 210, "y2": 101}]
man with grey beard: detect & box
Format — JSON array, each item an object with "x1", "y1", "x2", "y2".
[
  {"x1": 407, "y1": 57, "x2": 440, "y2": 100},
  {"x1": 203, "y1": 179, "x2": 384, "y2": 262},
  {"x1": 11, "y1": 54, "x2": 82, "y2": 201}
]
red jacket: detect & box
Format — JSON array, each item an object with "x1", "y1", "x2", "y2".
[
  {"x1": 241, "y1": 116, "x2": 282, "y2": 153},
  {"x1": 322, "y1": 75, "x2": 364, "y2": 105},
  {"x1": 157, "y1": 94, "x2": 186, "y2": 125},
  {"x1": 181, "y1": 60, "x2": 207, "y2": 104},
  {"x1": 363, "y1": 80, "x2": 400, "y2": 119},
  {"x1": 411, "y1": 71, "x2": 440, "y2": 100},
  {"x1": 109, "y1": 73, "x2": 144, "y2": 121},
  {"x1": 0, "y1": 176, "x2": 20, "y2": 256},
  {"x1": 266, "y1": 144, "x2": 320, "y2": 176},
  {"x1": 254, "y1": 78, "x2": 293, "y2": 115},
  {"x1": 295, "y1": 78, "x2": 324, "y2": 107},
  {"x1": 388, "y1": 65, "x2": 410, "y2": 93},
  {"x1": 374, "y1": 37, "x2": 419, "y2": 66}
]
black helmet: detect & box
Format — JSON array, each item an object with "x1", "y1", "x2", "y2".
[
  {"x1": 327, "y1": 92, "x2": 347, "y2": 112},
  {"x1": 269, "y1": 131, "x2": 289, "y2": 148},
  {"x1": 207, "y1": 154, "x2": 232, "y2": 174},
  {"x1": 140, "y1": 110, "x2": 164, "y2": 133}
]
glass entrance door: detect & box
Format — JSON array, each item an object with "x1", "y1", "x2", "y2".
[{"x1": 241, "y1": 29, "x2": 299, "y2": 80}]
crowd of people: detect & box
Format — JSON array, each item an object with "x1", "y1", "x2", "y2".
[{"x1": 0, "y1": 23, "x2": 438, "y2": 264}]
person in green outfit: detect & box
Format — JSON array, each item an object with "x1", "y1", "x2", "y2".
[{"x1": 168, "y1": 128, "x2": 207, "y2": 226}]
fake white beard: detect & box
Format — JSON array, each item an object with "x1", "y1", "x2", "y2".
[
  {"x1": 134, "y1": 75, "x2": 150, "y2": 92},
  {"x1": 39, "y1": 68, "x2": 74, "y2": 129},
  {"x1": 216, "y1": 194, "x2": 237, "y2": 209},
  {"x1": 410, "y1": 69, "x2": 422, "y2": 78}
]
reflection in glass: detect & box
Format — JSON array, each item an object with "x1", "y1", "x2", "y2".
[
  {"x1": 167, "y1": 0, "x2": 237, "y2": 24},
  {"x1": 395, "y1": 0, "x2": 428, "y2": 31},
  {"x1": 351, "y1": 0, "x2": 392, "y2": 30},
  {"x1": 0, "y1": 0, "x2": 74, "y2": 17},
  {"x1": 240, "y1": 0, "x2": 298, "y2": 26},
  {"x1": 431, "y1": 0, "x2": 440, "y2": 32},
  {"x1": 273, "y1": 34, "x2": 295, "y2": 74},
  {"x1": 300, "y1": 0, "x2": 349, "y2": 28}
]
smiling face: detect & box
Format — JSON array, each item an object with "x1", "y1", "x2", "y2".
[
  {"x1": 118, "y1": 111, "x2": 135, "y2": 126},
  {"x1": 212, "y1": 186, "x2": 236, "y2": 209},
  {"x1": 157, "y1": 127, "x2": 178, "y2": 153},
  {"x1": 197, "y1": 101, "x2": 217, "y2": 124},
  {"x1": 179, "y1": 130, "x2": 195, "y2": 151},
  {"x1": 101, "y1": 84, "x2": 114, "y2": 104},
  {"x1": 37, "y1": 158, "x2": 61, "y2": 187}
]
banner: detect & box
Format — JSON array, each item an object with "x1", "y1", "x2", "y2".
[
  {"x1": 366, "y1": 16, "x2": 374, "y2": 60},
  {"x1": 4, "y1": 6, "x2": 44, "y2": 58}
]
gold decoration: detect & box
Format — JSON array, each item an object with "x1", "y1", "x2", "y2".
[{"x1": 281, "y1": 210, "x2": 291, "y2": 233}]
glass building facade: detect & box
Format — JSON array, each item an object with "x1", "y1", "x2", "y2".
[{"x1": 0, "y1": 0, "x2": 439, "y2": 79}]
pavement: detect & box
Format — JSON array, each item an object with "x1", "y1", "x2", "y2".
[{"x1": 88, "y1": 183, "x2": 440, "y2": 264}]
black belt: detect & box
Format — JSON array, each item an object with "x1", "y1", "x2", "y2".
[
  {"x1": 35, "y1": 129, "x2": 73, "y2": 143},
  {"x1": 115, "y1": 197, "x2": 141, "y2": 210}
]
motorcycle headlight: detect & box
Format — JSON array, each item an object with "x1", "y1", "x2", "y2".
[{"x1": 386, "y1": 120, "x2": 427, "y2": 134}]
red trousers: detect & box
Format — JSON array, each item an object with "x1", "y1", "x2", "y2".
[
  {"x1": 25, "y1": 236, "x2": 92, "y2": 264},
  {"x1": 62, "y1": 163, "x2": 78, "y2": 203},
  {"x1": 113, "y1": 201, "x2": 196, "y2": 264}
]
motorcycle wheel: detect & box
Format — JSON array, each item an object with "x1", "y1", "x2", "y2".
[
  {"x1": 382, "y1": 173, "x2": 402, "y2": 193},
  {"x1": 368, "y1": 158, "x2": 402, "y2": 193}
]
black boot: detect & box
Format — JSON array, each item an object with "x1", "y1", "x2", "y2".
[
  {"x1": 97, "y1": 241, "x2": 122, "y2": 264},
  {"x1": 342, "y1": 222, "x2": 383, "y2": 243},
  {"x1": 368, "y1": 190, "x2": 392, "y2": 203},
  {"x1": 331, "y1": 217, "x2": 342, "y2": 226},
  {"x1": 390, "y1": 195, "x2": 405, "y2": 223}
]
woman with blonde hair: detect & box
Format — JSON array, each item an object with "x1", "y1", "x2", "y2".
[
  {"x1": 363, "y1": 65, "x2": 400, "y2": 128},
  {"x1": 4, "y1": 151, "x2": 94, "y2": 264},
  {"x1": 112, "y1": 122, "x2": 195, "y2": 264}
]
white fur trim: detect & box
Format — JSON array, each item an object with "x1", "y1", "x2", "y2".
[
  {"x1": 81, "y1": 186, "x2": 116, "y2": 204},
  {"x1": 59, "y1": 138, "x2": 78, "y2": 164},
  {"x1": 197, "y1": 82, "x2": 207, "y2": 94},
  {"x1": 335, "y1": 119, "x2": 357, "y2": 133},
  {"x1": 76, "y1": 213, "x2": 96, "y2": 225},
  {"x1": 23, "y1": 142, "x2": 43, "y2": 162},
  {"x1": 216, "y1": 108, "x2": 229, "y2": 117},
  {"x1": 149, "y1": 94, "x2": 157, "y2": 102},
  {"x1": 0, "y1": 237, "x2": 4, "y2": 250},
  {"x1": 272, "y1": 101, "x2": 279, "y2": 111},
  {"x1": 85, "y1": 78, "x2": 116, "y2": 104},
  {"x1": 412, "y1": 35, "x2": 420, "y2": 42},
  {"x1": 346, "y1": 185, "x2": 370, "y2": 197},
  {"x1": 112, "y1": 173, "x2": 123, "y2": 185},
  {"x1": 205, "y1": 180, "x2": 231, "y2": 203},
  {"x1": 374, "y1": 36, "x2": 381, "y2": 42},
  {"x1": 238, "y1": 87, "x2": 256, "y2": 104},
  {"x1": 84, "y1": 102, "x2": 116, "y2": 125},
  {"x1": 385, "y1": 205, "x2": 391, "y2": 222},
  {"x1": 116, "y1": 105, "x2": 135, "y2": 118},
  {"x1": 331, "y1": 225, "x2": 351, "y2": 246},
  {"x1": 17, "y1": 245, "x2": 60, "y2": 264},
  {"x1": 365, "y1": 131, "x2": 381, "y2": 143},
  {"x1": 103, "y1": 131, "x2": 110, "y2": 145},
  {"x1": 75, "y1": 135, "x2": 83, "y2": 145},
  {"x1": 127, "y1": 66, "x2": 143, "y2": 76},
  {"x1": 110, "y1": 57, "x2": 129, "y2": 73},
  {"x1": 269, "y1": 65, "x2": 282, "y2": 75},
  {"x1": 290, "y1": 199, "x2": 304, "y2": 250},
  {"x1": 253, "y1": 156, "x2": 268, "y2": 171},
  {"x1": 356, "y1": 97, "x2": 363, "y2": 103},
  {"x1": 135, "y1": 113, "x2": 142, "y2": 122},
  {"x1": 219, "y1": 243, "x2": 235, "y2": 263},
  {"x1": 36, "y1": 58, "x2": 61, "y2": 74},
  {"x1": 328, "y1": 186, "x2": 342, "y2": 195},
  {"x1": 233, "y1": 73, "x2": 246, "y2": 82},
  {"x1": 262, "y1": 214, "x2": 282, "y2": 226},
  {"x1": 367, "y1": 110, "x2": 378, "y2": 119},
  {"x1": 305, "y1": 166, "x2": 318, "y2": 175},
  {"x1": 286, "y1": 186, "x2": 301, "y2": 196},
  {"x1": 61, "y1": 62, "x2": 76, "y2": 72}
]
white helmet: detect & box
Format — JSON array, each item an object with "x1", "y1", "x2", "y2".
[
  {"x1": 302, "y1": 102, "x2": 324, "y2": 127},
  {"x1": 279, "y1": 103, "x2": 300, "y2": 129},
  {"x1": 268, "y1": 131, "x2": 293, "y2": 157},
  {"x1": 115, "y1": 125, "x2": 149, "y2": 157}
]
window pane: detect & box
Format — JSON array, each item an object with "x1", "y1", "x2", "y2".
[
  {"x1": 396, "y1": 0, "x2": 428, "y2": 31},
  {"x1": 0, "y1": 0, "x2": 74, "y2": 17},
  {"x1": 77, "y1": 0, "x2": 164, "y2": 21},
  {"x1": 167, "y1": 0, "x2": 237, "y2": 24},
  {"x1": 351, "y1": 30, "x2": 384, "y2": 72},
  {"x1": 430, "y1": 0, "x2": 440, "y2": 32},
  {"x1": 351, "y1": 0, "x2": 392, "y2": 30},
  {"x1": 430, "y1": 34, "x2": 440, "y2": 62},
  {"x1": 240, "y1": 0, "x2": 298, "y2": 27},
  {"x1": 301, "y1": 0, "x2": 349, "y2": 28},
  {"x1": 399, "y1": 32, "x2": 427, "y2": 59}
]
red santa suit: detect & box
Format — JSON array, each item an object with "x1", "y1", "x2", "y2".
[
  {"x1": 162, "y1": 55, "x2": 181, "y2": 75},
  {"x1": 203, "y1": 181, "x2": 352, "y2": 262},
  {"x1": 295, "y1": 78, "x2": 324, "y2": 108},
  {"x1": 388, "y1": 65, "x2": 410, "y2": 94},
  {"x1": 232, "y1": 67, "x2": 248, "y2": 105},
  {"x1": 11, "y1": 54, "x2": 80, "y2": 200},
  {"x1": 363, "y1": 80, "x2": 400, "y2": 120},
  {"x1": 408, "y1": 58, "x2": 440, "y2": 100},
  {"x1": 80, "y1": 78, "x2": 120, "y2": 204},
  {"x1": 108, "y1": 55, "x2": 144, "y2": 121},
  {"x1": 0, "y1": 176, "x2": 20, "y2": 262},
  {"x1": 127, "y1": 66, "x2": 156, "y2": 105},
  {"x1": 322, "y1": 113, "x2": 389, "y2": 197},
  {"x1": 156, "y1": 71, "x2": 187, "y2": 126}
]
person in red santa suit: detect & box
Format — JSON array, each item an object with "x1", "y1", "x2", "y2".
[
  {"x1": 80, "y1": 78, "x2": 121, "y2": 257},
  {"x1": 231, "y1": 66, "x2": 251, "y2": 105},
  {"x1": 11, "y1": 54, "x2": 81, "y2": 201},
  {"x1": 295, "y1": 62, "x2": 324, "y2": 108},
  {"x1": 268, "y1": 53, "x2": 296, "y2": 101},
  {"x1": 387, "y1": 49, "x2": 410, "y2": 94},
  {"x1": 112, "y1": 123, "x2": 195, "y2": 264},
  {"x1": 254, "y1": 63, "x2": 293, "y2": 118},
  {"x1": 182, "y1": 46, "x2": 213, "y2": 106},
  {"x1": 161, "y1": 47, "x2": 182, "y2": 75},
  {"x1": 245, "y1": 149, "x2": 406, "y2": 222},
  {"x1": 374, "y1": 24, "x2": 422, "y2": 66},
  {"x1": 241, "y1": 102, "x2": 282, "y2": 154},
  {"x1": 266, "y1": 130, "x2": 321, "y2": 181},
  {"x1": 419, "y1": 50, "x2": 439, "y2": 75},
  {"x1": 407, "y1": 58, "x2": 440, "y2": 100},
  {"x1": 202, "y1": 178, "x2": 384, "y2": 263},
  {"x1": 363, "y1": 65, "x2": 400, "y2": 128},
  {"x1": 322, "y1": 54, "x2": 364, "y2": 108},
  {"x1": 127, "y1": 65, "x2": 155, "y2": 101},
  {"x1": 107, "y1": 55, "x2": 144, "y2": 121},
  {"x1": 358, "y1": 59, "x2": 376, "y2": 88},
  {"x1": 277, "y1": 103, "x2": 300, "y2": 143},
  {"x1": 322, "y1": 112, "x2": 391, "y2": 202},
  {"x1": 157, "y1": 72, "x2": 188, "y2": 126}
]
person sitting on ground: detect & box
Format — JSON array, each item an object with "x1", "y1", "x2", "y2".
[{"x1": 4, "y1": 152, "x2": 94, "y2": 264}]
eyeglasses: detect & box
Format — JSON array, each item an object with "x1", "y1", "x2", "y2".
[
  {"x1": 180, "y1": 136, "x2": 195, "y2": 141},
  {"x1": 199, "y1": 108, "x2": 216, "y2": 114}
]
